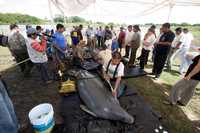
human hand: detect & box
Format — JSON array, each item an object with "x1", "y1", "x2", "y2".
[
  {"x1": 104, "y1": 75, "x2": 110, "y2": 81},
  {"x1": 112, "y1": 90, "x2": 117, "y2": 98},
  {"x1": 184, "y1": 75, "x2": 191, "y2": 80}
]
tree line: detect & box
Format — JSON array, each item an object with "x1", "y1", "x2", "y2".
[{"x1": 0, "y1": 13, "x2": 43, "y2": 24}]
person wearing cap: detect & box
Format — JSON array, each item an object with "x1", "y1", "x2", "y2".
[
  {"x1": 128, "y1": 25, "x2": 141, "y2": 67},
  {"x1": 152, "y1": 23, "x2": 175, "y2": 79},
  {"x1": 26, "y1": 28, "x2": 51, "y2": 84},
  {"x1": 7, "y1": 24, "x2": 32, "y2": 77}
]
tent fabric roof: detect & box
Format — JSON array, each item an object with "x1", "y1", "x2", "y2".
[{"x1": 50, "y1": 0, "x2": 200, "y2": 23}]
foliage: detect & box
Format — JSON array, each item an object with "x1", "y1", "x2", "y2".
[
  {"x1": 0, "y1": 13, "x2": 43, "y2": 24},
  {"x1": 54, "y1": 15, "x2": 87, "y2": 23}
]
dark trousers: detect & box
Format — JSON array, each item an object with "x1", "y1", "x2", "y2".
[
  {"x1": 152, "y1": 47, "x2": 170, "y2": 75},
  {"x1": 12, "y1": 50, "x2": 33, "y2": 76},
  {"x1": 129, "y1": 47, "x2": 138, "y2": 65},
  {"x1": 125, "y1": 45, "x2": 130, "y2": 57},
  {"x1": 35, "y1": 63, "x2": 49, "y2": 82},
  {"x1": 140, "y1": 48, "x2": 150, "y2": 69},
  {"x1": 97, "y1": 36, "x2": 103, "y2": 48}
]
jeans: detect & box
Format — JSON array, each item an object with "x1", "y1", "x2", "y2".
[{"x1": 0, "y1": 80, "x2": 18, "y2": 133}]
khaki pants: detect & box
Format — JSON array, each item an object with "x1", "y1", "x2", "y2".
[{"x1": 169, "y1": 79, "x2": 199, "y2": 105}]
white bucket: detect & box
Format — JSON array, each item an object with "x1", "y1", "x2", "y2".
[{"x1": 28, "y1": 103, "x2": 54, "y2": 133}]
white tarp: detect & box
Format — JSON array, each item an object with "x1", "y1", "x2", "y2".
[{"x1": 50, "y1": 0, "x2": 96, "y2": 16}]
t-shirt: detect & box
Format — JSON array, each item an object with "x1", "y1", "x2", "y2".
[
  {"x1": 53, "y1": 32, "x2": 67, "y2": 50},
  {"x1": 125, "y1": 31, "x2": 134, "y2": 46},
  {"x1": 105, "y1": 61, "x2": 124, "y2": 79},
  {"x1": 118, "y1": 31, "x2": 126, "y2": 46},
  {"x1": 143, "y1": 33, "x2": 156, "y2": 51},
  {"x1": 131, "y1": 32, "x2": 141, "y2": 49},
  {"x1": 71, "y1": 30, "x2": 79, "y2": 45},
  {"x1": 185, "y1": 55, "x2": 200, "y2": 81},
  {"x1": 171, "y1": 33, "x2": 184, "y2": 48},
  {"x1": 181, "y1": 33, "x2": 193, "y2": 49},
  {"x1": 156, "y1": 31, "x2": 175, "y2": 54}
]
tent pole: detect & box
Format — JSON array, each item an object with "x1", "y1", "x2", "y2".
[
  {"x1": 48, "y1": 0, "x2": 54, "y2": 26},
  {"x1": 167, "y1": 0, "x2": 174, "y2": 22}
]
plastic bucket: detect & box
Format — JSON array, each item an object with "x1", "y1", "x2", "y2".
[{"x1": 28, "y1": 103, "x2": 54, "y2": 133}]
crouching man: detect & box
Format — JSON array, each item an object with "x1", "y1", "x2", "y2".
[
  {"x1": 103, "y1": 51, "x2": 126, "y2": 98},
  {"x1": 166, "y1": 54, "x2": 200, "y2": 106}
]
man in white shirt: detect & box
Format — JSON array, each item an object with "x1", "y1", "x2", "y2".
[
  {"x1": 178, "y1": 28, "x2": 194, "y2": 74},
  {"x1": 166, "y1": 27, "x2": 184, "y2": 70},
  {"x1": 124, "y1": 25, "x2": 134, "y2": 58}
]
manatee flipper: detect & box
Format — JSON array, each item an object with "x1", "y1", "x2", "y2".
[{"x1": 80, "y1": 105, "x2": 97, "y2": 117}]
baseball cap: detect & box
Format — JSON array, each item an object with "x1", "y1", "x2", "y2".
[{"x1": 26, "y1": 28, "x2": 37, "y2": 35}]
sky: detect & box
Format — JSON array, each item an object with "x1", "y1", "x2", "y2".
[{"x1": 0, "y1": 0, "x2": 200, "y2": 24}]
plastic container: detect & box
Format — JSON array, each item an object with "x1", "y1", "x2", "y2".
[{"x1": 28, "y1": 103, "x2": 54, "y2": 133}]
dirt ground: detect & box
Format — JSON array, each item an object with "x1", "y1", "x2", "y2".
[{"x1": 0, "y1": 46, "x2": 200, "y2": 133}]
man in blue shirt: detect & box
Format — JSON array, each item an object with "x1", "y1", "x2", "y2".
[
  {"x1": 53, "y1": 24, "x2": 67, "y2": 60},
  {"x1": 152, "y1": 23, "x2": 175, "y2": 79}
]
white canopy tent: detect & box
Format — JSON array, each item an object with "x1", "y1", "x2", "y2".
[{"x1": 0, "y1": 0, "x2": 200, "y2": 24}]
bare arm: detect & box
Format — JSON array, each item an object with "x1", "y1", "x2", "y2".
[
  {"x1": 184, "y1": 58, "x2": 200, "y2": 80},
  {"x1": 114, "y1": 77, "x2": 121, "y2": 91}
]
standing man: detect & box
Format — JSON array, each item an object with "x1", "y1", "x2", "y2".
[
  {"x1": 97, "y1": 26, "x2": 103, "y2": 48},
  {"x1": 118, "y1": 27, "x2": 126, "y2": 53},
  {"x1": 8, "y1": 24, "x2": 32, "y2": 77},
  {"x1": 53, "y1": 24, "x2": 67, "y2": 60},
  {"x1": 77, "y1": 24, "x2": 83, "y2": 42},
  {"x1": 124, "y1": 25, "x2": 134, "y2": 58},
  {"x1": 152, "y1": 23, "x2": 175, "y2": 79},
  {"x1": 178, "y1": 28, "x2": 194, "y2": 74},
  {"x1": 52, "y1": 24, "x2": 67, "y2": 75},
  {"x1": 128, "y1": 25, "x2": 141, "y2": 67},
  {"x1": 166, "y1": 27, "x2": 184, "y2": 70}
]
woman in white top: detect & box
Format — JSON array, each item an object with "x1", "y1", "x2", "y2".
[
  {"x1": 139, "y1": 28, "x2": 156, "y2": 69},
  {"x1": 103, "y1": 51, "x2": 125, "y2": 98}
]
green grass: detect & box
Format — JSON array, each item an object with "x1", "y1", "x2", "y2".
[{"x1": 126, "y1": 63, "x2": 199, "y2": 133}]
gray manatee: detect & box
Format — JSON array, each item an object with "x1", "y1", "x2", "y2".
[{"x1": 69, "y1": 70, "x2": 134, "y2": 124}]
